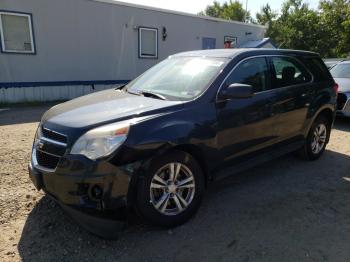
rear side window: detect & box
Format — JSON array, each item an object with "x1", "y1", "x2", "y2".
[
  {"x1": 301, "y1": 56, "x2": 332, "y2": 82},
  {"x1": 271, "y1": 57, "x2": 312, "y2": 88},
  {"x1": 226, "y1": 57, "x2": 269, "y2": 93}
]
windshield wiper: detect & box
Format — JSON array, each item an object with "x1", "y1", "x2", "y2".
[
  {"x1": 114, "y1": 84, "x2": 127, "y2": 91},
  {"x1": 138, "y1": 91, "x2": 167, "y2": 100}
]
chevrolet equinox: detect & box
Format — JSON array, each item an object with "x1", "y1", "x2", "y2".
[{"x1": 29, "y1": 49, "x2": 337, "y2": 227}]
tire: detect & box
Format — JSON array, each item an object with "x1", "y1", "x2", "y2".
[
  {"x1": 135, "y1": 150, "x2": 205, "y2": 227},
  {"x1": 299, "y1": 115, "x2": 330, "y2": 161}
]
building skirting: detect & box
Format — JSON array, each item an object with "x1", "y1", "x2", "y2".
[{"x1": 0, "y1": 80, "x2": 129, "y2": 104}]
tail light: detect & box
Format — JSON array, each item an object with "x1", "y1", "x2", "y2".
[{"x1": 333, "y1": 82, "x2": 339, "y2": 95}]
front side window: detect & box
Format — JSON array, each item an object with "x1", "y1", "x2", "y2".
[
  {"x1": 225, "y1": 57, "x2": 269, "y2": 93},
  {"x1": 0, "y1": 11, "x2": 35, "y2": 54},
  {"x1": 330, "y1": 63, "x2": 350, "y2": 78},
  {"x1": 126, "y1": 57, "x2": 228, "y2": 100},
  {"x1": 271, "y1": 57, "x2": 312, "y2": 88},
  {"x1": 139, "y1": 27, "x2": 158, "y2": 58}
]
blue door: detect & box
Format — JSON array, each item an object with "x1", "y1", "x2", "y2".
[{"x1": 202, "y1": 37, "x2": 216, "y2": 49}]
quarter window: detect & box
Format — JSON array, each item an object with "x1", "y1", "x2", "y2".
[
  {"x1": 271, "y1": 57, "x2": 312, "y2": 88},
  {"x1": 226, "y1": 57, "x2": 269, "y2": 93},
  {"x1": 301, "y1": 57, "x2": 330, "y2": 82},
  {"x1": 0, "y1": 11, "x2": 35, "y2": 54},
  {"x1": 139, "y1": 27, "x2": 158, "y2": 59}
]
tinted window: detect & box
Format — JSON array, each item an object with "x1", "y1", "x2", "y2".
[
  {"x1": 330, "y1": 63, "x2": 350, "y2": 78},
  {"x1": 301, "y1": 57, "x2": 331, "y2": 82},
  {"x1": 271, "y1": 57, "x2": 312, "y2": 88},
  {"x1": 226, "y1": 57, "x2": 269, "y2": 93}
]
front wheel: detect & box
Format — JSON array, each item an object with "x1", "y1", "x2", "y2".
[
  {"x1": 135, "y1": 150, "x2": 205, "y2": 227},
  {"x1": 299, "y1": 116, "x2": 330, "y2": 161}
]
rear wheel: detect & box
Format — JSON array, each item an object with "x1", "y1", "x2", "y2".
[
  {"x1": 135, "y1": 150, "x2": 205, "y2": 227},
  {"x1": 299, "y1": 116, "x2": 330, "y2": 161}
]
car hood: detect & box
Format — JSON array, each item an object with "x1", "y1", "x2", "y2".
[
  {"x1": 334, "y1": 78, "x2": 350, "y2": 93},
  {"x1": 42, "y1": 89, "x2": 183, "y2": 130}
]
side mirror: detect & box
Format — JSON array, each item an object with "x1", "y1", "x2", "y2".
[{"x1": 219, "y1": 83, "x2": 254, "y2": 100}]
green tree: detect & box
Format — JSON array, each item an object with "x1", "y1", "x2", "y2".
[
  {"x1": 202, "y1": 0, "x2": 350, "y2": 57},
  {"x1": 275, "y1": 0, "x2": 323, "y2": 52},
  {"x1": 255, "y1": 0, "x2": 350, "y2": 57},
  {"x1": 256, "y1": 4, "x2": 277, "y2": 25},
  {"x1": 199, "y1": 0, "x2": 250, "y2": 22},
  {"x1": 319, "y1": 0, "x2": 350, "y2": 57},
  {"x1": 198, "y1": 1, "x2": 222, "y2": 18},
  {"x1": 255, "y1": 4, "x2": 278, "y2": 43}
]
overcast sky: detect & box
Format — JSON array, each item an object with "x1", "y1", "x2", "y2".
[{"x1": 115, "y1": 0, "x2": 319, "y2": 17}]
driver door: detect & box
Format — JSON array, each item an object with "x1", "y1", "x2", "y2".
[{"x1": 216, "y1": 57, "x2": 279, "y2": 164}]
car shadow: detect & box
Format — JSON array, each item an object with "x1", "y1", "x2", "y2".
[{"x1": 18, "y1": 149, "x2": 350, "y2": 261}]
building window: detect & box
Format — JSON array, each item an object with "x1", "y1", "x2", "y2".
[
  {"x1": 0, "y1": 11, "x2": 35, "y2": 54},
  {"x1": 139, "y1": 27, "x2": 158, "y2": 59},
  {"x1": 224, "y1": 36, "x2": 237, "y2": 48}
]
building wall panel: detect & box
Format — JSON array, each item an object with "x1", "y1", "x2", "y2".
[{"x1": 0, "y1": 85, "x2": 118, "y2": 103}]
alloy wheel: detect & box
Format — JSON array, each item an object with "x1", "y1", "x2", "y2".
[
  {"x1": 311, "y1": 123, "x2": 327, "y2": 154},
  {"x1": 150, "y1": 162, "x2": 196, "y2": 216}
]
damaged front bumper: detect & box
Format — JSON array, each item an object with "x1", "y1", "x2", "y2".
[{"x1": 28, "y1": 148, "x2": 139, "y2": 218}]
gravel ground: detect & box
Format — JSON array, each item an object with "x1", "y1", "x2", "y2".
[{"x1": 0, "y1": 105, "x2": 350, "y2": 262}]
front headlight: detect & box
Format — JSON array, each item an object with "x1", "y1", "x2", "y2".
[{"x1": 71, "y1": 121, "x2": 131, "y2": 160}]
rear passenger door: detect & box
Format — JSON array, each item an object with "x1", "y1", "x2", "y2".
[{"x1": 268, "y1": 56, "x2": 313, "y2": 141}]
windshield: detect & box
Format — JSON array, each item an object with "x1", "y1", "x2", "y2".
[
  {"x1": 126, "y1": 56, "x2": 228, "y2": 101},
  {"x1": 330, "y1": 63, "x2": 350, "y2": 78}
]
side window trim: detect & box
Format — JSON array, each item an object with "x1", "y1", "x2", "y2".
[
  {"x1": 267, "y1": 55, "x2": 314, "y2": 89},
  {"x1": 216, "y1": 55, "x2": 271, "y2": 101},
  {"x1": 264, "y1": 56, "x2": 272, "y2": 92},
  {"x1": 267, "y1": 56, "x2": 277, "y2": 86}
]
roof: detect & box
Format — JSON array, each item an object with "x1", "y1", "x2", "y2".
[
  {"x1": 172, "y1": 49, "x2": 250, "y2": 59},
  {"x1": 239, "y1": 38, "x2": 277, "y2": 48},
  {"x1": 90, "y1": 0, "x2": 266, "y2": 29},
  {"x1": 171, "y1": 48, "x2": 319, "y2": 59}
]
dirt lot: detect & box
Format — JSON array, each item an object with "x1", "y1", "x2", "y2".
[{"x1": 0, "y1": 105, "x2": 350, "y2": 262}]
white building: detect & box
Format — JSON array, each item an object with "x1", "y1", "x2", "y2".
[{"x1": 0, "y1": 0, "x2": 269, "y2": 103}]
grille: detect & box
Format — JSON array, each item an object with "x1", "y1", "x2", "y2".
[
  {"x1": 39, "y1": 142, "x2": 66, "y2": 156},
  {"x1": 34, "y1": 128, "x2": 67, "y2": 170},
  {"x1": 337, "y1": 93, "x2": 348, "y2": 110},
  {"x1": 42, "y1": 128, "x2": 67, "y2": 144},
  {"x1": 36, "y1": 150, "x2": 60, "y2": 170}
]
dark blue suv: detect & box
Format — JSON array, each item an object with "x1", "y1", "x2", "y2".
[{"x1": 29, "y1": 49, "x2": 337, "y2": 228}]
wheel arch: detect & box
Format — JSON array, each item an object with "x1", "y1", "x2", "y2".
[
  {"x1": 170, "y1": 144, "x2": 211, "y2": 187},
  {"x1": 306, "y1": 106, "x2": 335, "y2": 143},
  {"x1": 317, "y1": 108, "x2": 334, "y2": 143},
  {"x1": 126, "y1": 143, "x2": 211, "y2": 210},
  {"x1": 318, "y1": 108, "x2": 334, "y2": 125}
]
